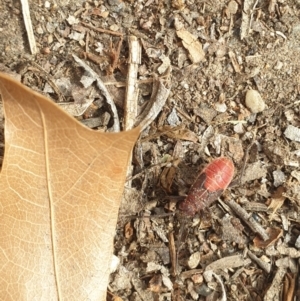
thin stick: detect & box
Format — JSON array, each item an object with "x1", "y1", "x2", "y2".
[
  {"x1": 72, "y1": 54, "x2": 120, "y2": 132},
  {"x1": 239, "y1": 130, "x2": 257, "y2": 185},
  {"x1": 124, "y1": 36, "x2": 141, "y2": 131},
  {"x1": 135, "y1": 78, "x2": 171, "y2": 130},
  {"x1": 81, "y1": 22, "x2": 124, "y2": 37},
  {"x1": 110, "y1": 37, "x2": 123, "y2": 74},
  {"x1": 246, "y1": 249, "x2": 271, "y2": 273},
  {"x1": 225, "y1": 199, "x2": 269, "y2": 241},
  {"x1": 264, "y1": 267, "x2": 287, "y2": 300},
  {"x1": 20, "y1": 0, "x2": 37, "y2": 54},
  {"x1": 168, "y1": 231, "x2": 178, "y2": 277}
]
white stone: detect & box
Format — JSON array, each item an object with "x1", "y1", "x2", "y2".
[
  {"x1": 245, "y1": 90, "x2": 265, "y2": 113},
  {"x1": 188, "y1": 251, "x2": 201, "y2": 269}
]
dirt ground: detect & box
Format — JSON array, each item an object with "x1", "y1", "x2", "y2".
[{"x1": 1, "y1": 0, "x2": 300, "y2": 300}]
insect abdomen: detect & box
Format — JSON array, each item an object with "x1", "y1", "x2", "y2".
[{"x1": 179, "y1": 157, "x2": 234, "y2": 216}]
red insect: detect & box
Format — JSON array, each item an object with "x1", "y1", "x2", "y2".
[{"x1": 179, "y1": 157, "x2": 235, "y2": 216}]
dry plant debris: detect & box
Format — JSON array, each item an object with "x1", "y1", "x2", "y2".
[
  {"x1": 0, "y1": 73, "x2": 139, "y2": 300},
  {"x1": 1, "y1": 0, "x2": 300, "y2": 300},
  {"x1": 20, "y1": 0, "x2": 37, "y2": 54}
]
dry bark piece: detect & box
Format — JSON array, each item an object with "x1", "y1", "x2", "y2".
[
  {"x1": 205, "y1": 254, "x2": 251, "y2": 272},
  {"x1": 175, "y1": 18, "x2": 205, "y2": 63},
  {"x1": 124, "y1": 36, "x2": 141, "y2": 131},
  {"x1": 267, "y1": 187, "x2": 286, "y2": 220},
  {"x1": 0, "y1": 72, "x2": 140, "y2": 301},
  {"x1": 263, "y1": 141, "x2": 287, "y2": 165},
  {"x1": 276, "y1": 244, "x2": 300, "y2": 258},
  {"x1": 220, "y1": 215, "x2": 246, "y2": 245},
  {"x1": 193, "y1": 105, "x2": 217, "y2": 125},
  {"x1": 60, "y1": 86, "x2": 98, "y2": 117},
  {"x1": 72, "y1": 54, "x2": 120, "y2": 132},
  {"x1": 157, "y1": 125, "x2": 198, "y2": 143},
  {"x1": 241, "y1": 161, "x2": 267, "y2": 183},
  {"x1": 228, "y1": 51, "x2": 241, "y2": 73},
  {"x1": 240, "y1": 0, "x2": 257, "y2": 39},
  {"x1": 263, "y1": 266, "x2": 287, "y2": 301},
  {"x1": 160, "y1": 163, "x2": 178, "y2": 193}
]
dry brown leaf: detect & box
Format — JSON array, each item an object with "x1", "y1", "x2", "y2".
[
  {"x1": 0, "y1": 72, "x2": 140, "y2": 300},
  {"x1": 253, "y1": 227, "x2": 283, "y2": 248},
  {"x1": 267, "y1": 186, "x2": 286, "y2": 220}
]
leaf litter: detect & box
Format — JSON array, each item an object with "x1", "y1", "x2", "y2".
[
  {"x1": 0, "y1": 73, "x2": 139, "y2": 300},
  {"x1": 1, "y1": 0, "x2": 300, "y2": 300}
]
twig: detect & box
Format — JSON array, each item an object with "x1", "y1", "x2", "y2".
[
  {"x1": 264, "y1": 267, "x2": 286, "y2": 301},
  {"x1": 20, "y1": 0, "x2": 37, "y2": 54},
  {"x1": 212, "y1": 272, "x2": 227, "y2": 301},
  {"x1": 168, "y1": 231, "x2": 178, "y2": 277},
  {"x1": 204, "y1": 271, "x2": 227, "y2": 301},
  {"x1": 85, "y1": 31, "x2": 89, "y2": 53},
  {"x1": 239, "y1": 129, "x2": 257, "y2": 185},
  {"x1": 225, "y1": 199, "x2": 269, "y2": 241},
  {"x1": 102, "y1": 78, "x2": 163, "y2": 87},
  {"x1": 81, "y1": 22, "x2": 124, "y2": 37},
  {"x1": 28, "y1": 64, "x2": 66, "y2": 102},
  {"x1": 109, "y1": 36, "x2": 123, "y2": 75},
  {"x1": 125, "y1": 36, "x2": 141, "y2": 131},
  {"x1": 72, "y1": 54, "x2": 120, "y2": 132},
  {"x1": 283, "y1": 273, "x2": 296, "y2": 301},
  {"x1": 82, "y1": 51, "x2": 105, "y2": 65},
  {"x1": 240, "y1": 0, "x2": 257, "y2": 40},
  {"x1": 249, "y1": 0, "x2": 260, "y2": 32},
  {"x1": 135, "y1": 78, "x2": 171, "y2": 130},
  {"x1": 246, "y1": 249, "x2": 271, "y2": 273}
]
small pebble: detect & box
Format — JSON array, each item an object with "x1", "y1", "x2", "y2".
[
  {"x1": 194, "y1": 284, "x2": 213, "y2": 296},
  {"x1": 245, "y1": 90, "x2": 265, "y2": 113},
  {"x1": 227, "y1": 0, "x2": 238, "y2": 14},
  {"x1": 233, "y1": 122, "x2": 245, "y2": 134},
  {"x1": 191, "y1": 273, "x2": 203, "y2": 284},
  {"x1": 284, "y1": 125, "x2": 300, "y2": 142},
  {"x1": 273, "y1": 169, "x2": 286, "y2": 187},
  {"x1": 67, "y1": 15, "x2": 79, "y2": 25},
  {"x1": 41, "y1": 47, "x2": 51, "y2": 55},
  {"x1": 188, "y1": 251, "x2": 201, "y2": 269},
  {"x1": 274, "y1": 61, "x2": 283, "y2": 70},
  {"x1": 36, "y1": 25, "x2": 44, "y2": 34},
  {"x1": 215, "y1": 102, "x2": 227, "y2": 113},
  {"x1": 167, "y1": 107, "x2": 180, "y2": 126},
  {"x1": 46, "y1": 22, "x2": 55, "y2": 33},
  {"x1": 109, "y1": 24, "x2": 119, "y2": 31}
]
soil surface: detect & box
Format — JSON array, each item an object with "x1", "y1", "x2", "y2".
[{"x1": 1, "y1": 0, "x2": 300, "y2": 300}]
